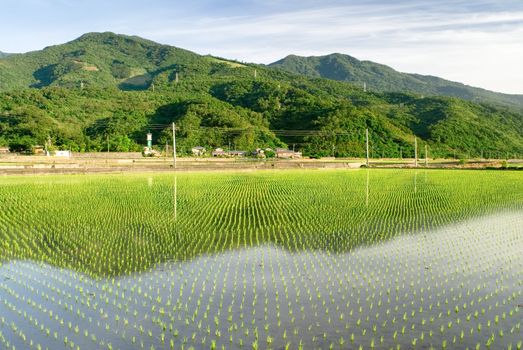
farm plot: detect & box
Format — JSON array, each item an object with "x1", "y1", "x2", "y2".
[{"x1": 0, "y1": 169, "x2": 522, "y2": 350}]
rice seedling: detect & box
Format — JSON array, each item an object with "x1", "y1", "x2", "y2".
[{"x1": 0, "y1": 169, "x2": 521, "y2": 349}]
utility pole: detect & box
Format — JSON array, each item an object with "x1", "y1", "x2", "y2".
[
  {"x1": 425, "y1": 144, "x2": 428, "y2": 167},
  {"x1": 365, "y1": 128, "x2": 370, "y2": 167},
  {"x1": 45, "y1": 135, "x2": 51, "y2": 156},
  {"x1": 414, "y1": 137, "x2": 418, "y2": 168},
  {"x1": 172, "y1": 123, "x2": 177, "y2": 169},
  {"x1": 107, "y1": 135, "x2": 110, "y2": 153},
  {"x1": 254, "y1": 69, "x2": 257, "y2": 79}
]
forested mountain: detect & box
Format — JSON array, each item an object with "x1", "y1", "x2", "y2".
[
  {"x1": 0, "y1": 32, "x2": 204, "y2": 91},
  {"x1": 0, "y1": 51, "x2": 12, "y2": 58},
  {"x1": 0, "y1": 32, "x2": 522, "y2": 158},
  {"x1": 270, "y1": 53, "x2": 523, "y2": 110}
]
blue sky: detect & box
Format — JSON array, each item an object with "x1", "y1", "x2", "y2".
[{"x1": 1, "y1": 0, "x2": 523, "y2": 94}]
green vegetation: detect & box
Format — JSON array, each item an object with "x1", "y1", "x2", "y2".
[
  {"x1": 0, "y1": 32, "x2": 522, "y2": 158},
  {"x1": 0, "y1": 169, "x2": 521, "y2": 350},
  {"x1": 1, "y1": 169, "x2": 522, "y2": 275},
  {"x1": 270, "y1": 53, "x2": 523, "y2": 110}
]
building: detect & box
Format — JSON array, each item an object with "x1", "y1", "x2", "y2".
[
  {"x1": 0, "y1": 147, "x2": 9, "y2": 154},
  {"x1": 252, "y1": 148, "x2": 265, "y2": 158},
  {"x1": 191, "y1": 146, "x2": 206, "y2": 156},
  {"x1": 275, "y1": 148, "x2": 302, "y2": 159},
  {"x1": 228, "y1": 150, "x2": 247, "y2": 157},
  {"x1": 142, "y1": 147, "x2": 161, "y2": 157},
  {"x1": 211, "y1": 148, "x2": 227, "y2": 157},
  {"x1": 54, "y1": 150, "x2": 72, "y2": 158},
  {"x1": 32, "y1": 145, "x2": 45, "y2": 155}
]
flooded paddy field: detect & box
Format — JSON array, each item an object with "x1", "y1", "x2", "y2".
[{"x1": 0, "y1": 169, "x2": 521, "y2": 350}]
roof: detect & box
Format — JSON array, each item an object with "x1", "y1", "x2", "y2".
[{"x1": 192, "y1": 146, "x2": 205, "y2": 150}]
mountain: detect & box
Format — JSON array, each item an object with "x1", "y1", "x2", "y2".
[
  {"x1": 0, "y1": 32, "x2": 522, "y2": 158},
  {"x1": 269, "y1": 53, "x2": 523, "y2": 110},
  {"x1": 0, "y1": 51, "x2": 12, "y2": 58},
  {"x1": 0, "y1": 32, "x2": 206, "y2": 91}
]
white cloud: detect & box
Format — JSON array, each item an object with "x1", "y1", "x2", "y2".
[
  {"x1": 2, "y1": 0, "x2": 522, "y2": 93},
  {"x1": 140, "y1": 2, "x2": 523, "y2": 94}
]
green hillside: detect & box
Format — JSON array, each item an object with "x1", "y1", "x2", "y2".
[
  {"x1": 0, "y1": 33, "x2": 522, "y2": 158},
  {"x1": 0, "y1": 32, "x2": 205, "y2": 91},
  {"x1": 0, "y1": 51, "x2": 11, "y2": 58},
  {"x1": 270, "y1": 53, "x2": 523, "y2": 110}
]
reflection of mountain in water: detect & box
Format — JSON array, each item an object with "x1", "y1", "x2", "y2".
[{"x1": 1, "y1": 211, "x2": 521, "y2": 349}]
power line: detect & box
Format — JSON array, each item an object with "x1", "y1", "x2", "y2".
[{"x1": 85, "y1": 122, "x2": 362, "y2": 136}]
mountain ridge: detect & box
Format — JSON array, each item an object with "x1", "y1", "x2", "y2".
[
  {"x1": 0, "y1": 32, "x2": 522, "y2": 158},
  {"x1": 269, "y1": 53, "x2": 523, "y2": 110},
  {"x1": 0, "y1": 32, "x2": 207, "y2": 91}
]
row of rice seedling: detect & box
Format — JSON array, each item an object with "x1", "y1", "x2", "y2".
[{"x1": 0, "y1": 169, "x2": 522, "y2": 349}]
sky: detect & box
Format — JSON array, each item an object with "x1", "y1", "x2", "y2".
[{"x1": 1, "y1": 0, "x2": 522, "y2": 94}]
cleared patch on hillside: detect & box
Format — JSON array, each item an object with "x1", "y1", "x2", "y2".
[
  {"x1": 206, "y1": 56, "x2": 246, "y2": 68},
  {"x1": 71, "y1": 60, "x2": 99, "y2": 72},
  {"x1": 82, "y1": 65, "x2": 99, "y2": 71},
  {"x1": 119, "y1": 72, "x2": 152, "y2": 90}
]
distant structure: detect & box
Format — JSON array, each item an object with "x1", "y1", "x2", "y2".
[
  {"x1": 142, "y1": 147, "x2": 161, "y2": 157},
  {"x1": 0, "y1": 146, "x2": 10, "y2": 154},
  {"x1": 275, "y1": 148, "x2": 302, "y2": 159},
  {"x1": 54, "y1": 150, "x2": 72, "y2": 158},
  {"x1": 211, "y1": 148, "x2": 227, "y2": 157},
  {"x1": 147, "y1": 133, "x2": 153, "y2": 148},
  {"x1": 228, "y1": 150, "x2": 248, "y2": 157},
  {"x1": 210, "y1": 148, "x2": 250, "y2": 157},
  {"x1": 32, "y1": 145, "x2": 45, "y2": 155},
  {"x1": 253, "y1": 148, "x2": 265, "y2": 158},
  {"x1": 191, "y1": 146, "x2": 205, "y2": 156}
]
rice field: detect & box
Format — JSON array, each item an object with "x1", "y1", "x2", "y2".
[{"x1": 0, "y1": 169, "x2": 522, "y2": 350}]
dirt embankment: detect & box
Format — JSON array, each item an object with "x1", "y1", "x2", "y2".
[
  {"x1": 0, "y1": 154, "x2": 520, "y2": 175},
  {"x1": 0, "y1": 154, "x2": 364, "y2": 175}
]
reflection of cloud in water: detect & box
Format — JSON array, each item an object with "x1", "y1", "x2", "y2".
[{"x1": 1, "y1": 211, "x2": 521, "y2": 350}]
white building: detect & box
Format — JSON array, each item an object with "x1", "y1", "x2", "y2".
[{"x1": 54, "y1": 150, "x2": 72, "y2": 158}]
